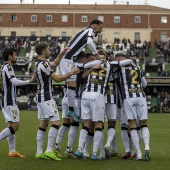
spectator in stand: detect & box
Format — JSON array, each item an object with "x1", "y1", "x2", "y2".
[
  {"x1": 27, "y1": 91, "x2": 34, "y2": 105},
  {"x1": 122, "y1": 37, "x2": 127, "y2": 48},
  {"x1": 157, "y1": 67, "x2": 162, "y2": 76},
  {"x1": 160, "y1": 92, "x2": 165, "y2": 106},
  {"x1": 21, "y1": 68, "x2": 26, "y2": 75},
  {"x1": 143, "y1": 40, "x2": 147, "y2": 49}
]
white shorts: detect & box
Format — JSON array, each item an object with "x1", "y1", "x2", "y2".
[
  {"x1": 120, "y1": 108, "x2": 141, "y2": 127},
  {"x1": 105, "y1": 103, "x2": 117, "y2": 120},
  {"x1": 81, "y1": 92, "x2": 105, "y2": 122},
  {"x1": 123, "y1": 97, "x2": 148, "y2": 121},
  {"x1": 2, "y1": 105, "x2": 20, "y2": 122},
  {"x1": 37, "y1": 100, "x2": 60, "y2": 121},
  {"x1": 119, "y1": 108, "x2": 129, "y2": 127},
  {"x1": 59, "y1": 58, "x2": 76, "y2": 82},
  {"x1": 62, "y1": 96, "x2": 81, "y2": 119}
]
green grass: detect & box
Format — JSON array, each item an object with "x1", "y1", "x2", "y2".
[{"x1": 0, "y1": 111, "x2": 170, "y2": 170}]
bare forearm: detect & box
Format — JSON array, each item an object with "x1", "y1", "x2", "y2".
[
  {"x1": 50, "y1": 53, "x2": 63, "y2": 67},
  {"x1": 82, "y1": 68, "x2": 94, "y2": 79}
]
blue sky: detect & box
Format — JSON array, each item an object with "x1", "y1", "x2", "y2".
[{"x1": 0, "y1": 0, "x2": 170, "y2": 9}]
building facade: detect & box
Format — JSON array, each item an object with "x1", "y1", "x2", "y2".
[{"x1": 0, "y1": 4, "x2": 170, "y2": 44}]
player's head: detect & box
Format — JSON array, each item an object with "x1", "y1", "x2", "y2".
[
  {"x1": 74, "y1": 51, "x2": 86, "y2": 63},
  {"x1": 84, "y1": 53, "x2": 95, "y2": 63},
  {"x1": 3, "y1": 48, "x2": 17, "y2": 64},
  {"x1": 114, "y1": 51, "x2": 127, "y2": 61},
  {"x1": 35, "y1": 42, "x2": 50, "y2": 59},
  {"x1": 98, "y1": 49, "x2": 106, "y2": 56},
  {"x1": 90, "y1": 19, "x2": 103, "y2": 36}
]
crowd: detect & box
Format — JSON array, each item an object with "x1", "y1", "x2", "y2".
[{"x1": 0, "y1": 19, "x2": 150, "y2": 163}]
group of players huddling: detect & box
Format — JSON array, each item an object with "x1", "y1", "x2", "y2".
[{"x1": 0, "y1": 19, "x2": 150, "y2": 161}]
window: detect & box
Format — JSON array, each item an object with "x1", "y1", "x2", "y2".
[
  {"x1": 114, "y1": 33, "x2": 120, "y2": 39},
  {"x1": 11, "y1": 31, "x2": 16, "y2": 37},
  {"x1": 0, "y1": 15, "x2": 2, "y2": 22},
  {"x1": 134, "y1": 32, "x2": 140, "y2": 41},
  {"x1": 114, "y1": 16, "x2": 120, "y2": 23},
  {"x1": 62, "y1": 15, "x2": 68, "y2": 22},
  {"x1": 11, "y1": 14, "x2": 17, "y2": 21},
  {"x1": 161, "y1": 32, "x2": 167, "y2": 41},
  {"x1": 134, "y1": 16, "x2": 141, "y2": 23},
  {"x1": 31, "y1": 15, "x2": 37, "y2": 22},
  {"x1": 46, "y1": 32, "x2": 51, "y2": 36},
  {"x1": 98, "y1": 33, "x2": 103, "y2": 44},
  {"x1": 98, "y1": 16, "x2": 104, "y2": 22},
  {"x1": 81, "y1": 16, "x2": 88, "y2": 22},
  {"x1": 46, "y1": 15, "x2": 53, "y2": 22},
  {"x1": 161, "y1": 16, "x2": 167, "y2": 23},
  {"x1": 61, "y1": 32, "x2": 67, "y2": 37},
  {"x1": 31, "y1": 31, "x2": 36, "y2": 36}
]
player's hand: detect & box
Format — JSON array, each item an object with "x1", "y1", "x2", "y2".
[
  {"x1": 29, "y1": 73, "x2": 36, "y2": 83},
  {"x1": 60, "y1": 46, "x2": 70, "y2": 55},
  {"x1": 71, "y1": 68, "x2": 80, "y2": 75}
]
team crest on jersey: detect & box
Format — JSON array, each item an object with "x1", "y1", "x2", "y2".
[
  {"x1": 54, "y1": 110, "x2": 58, "y2": 114},
  {"x1": 7, "y1": 65, "x2": 14, "y2": 76},
  {"x1": 43, "y1": 62, "x2": 47, "y2": 67},
  {"x1": 7, "y1": 65, "x2": 12, "y2": 71},
  {"x1": 11, "y1": 110, "x2": 18, "y2": 119}
]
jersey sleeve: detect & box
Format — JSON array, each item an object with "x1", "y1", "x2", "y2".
[
  {"x1": 83, "y1": 60, "x2": 102, "y2": 69},
  {"x1": 86, "y1": 29, "x2": 98, "y2": 54},
  {"x1": 41, "y1": 61, "x2": 54, "y2": 76},
  {"x1": 5, "y1": 65, "x2": 16, "y2": 79}
]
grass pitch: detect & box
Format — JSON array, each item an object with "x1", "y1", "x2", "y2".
[{"x1": 0, "y1": 111, "x2": 170, "y2": 170}]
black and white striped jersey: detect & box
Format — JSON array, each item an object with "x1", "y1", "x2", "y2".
[
  {"x1": 63, "y1": 27, "x2": 97, "y2": 60},
  {"x1": 35, "y1": 60, "x2": 54, "y2": 103},
  {"x1": 104, "y1": 72, "x2": 116, "y2": 104},
  {"x1": 84, "y1": 61, "x2": 114, "y2": 94},
  {"x1": 74, "y1": 60, "x2": 103, "y2": 98},
  {"x1": 84, "y1": 60, "x2": 129, "y2": 95},
  {"x1": 118, "y1": 64, "x2": 146, "y2": 99},
  {"x1": 0, "y1": 63, "x2": 16, "y2": 107}
]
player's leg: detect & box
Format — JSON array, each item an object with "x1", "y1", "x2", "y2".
[
  {"x1": 65, "y1": 121, "x2": 79, "y2": 158},
  {"x1": 83, "y1": 121, "x2": 95, "y2": 158},
  {"x1": 138, "y1": 97, "x2": 150, "y2": 161},
  {"x1": 36, "y1": 119, "x2": 49, "y2": 159},
  {"x1": 75, "y1": 120, "x2": 91, "y2": 159},
  {"x1": 54, "y1": 96, "x2": 70, "y2": 156},
  {"x1": 59, "y1": 58, "x2": 80, "y2": 122}
]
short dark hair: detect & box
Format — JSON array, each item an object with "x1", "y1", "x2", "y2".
[
  {"x1": 3, "y1": 48, "x2": 17, "y2": 61},
  {"x1": 86, "y1": 53, "x2": 95, "y2": 58},
  {"x1": 35, "y1": 42, "x2": 48, "y2": 55},
  {"x1": 90, "y1": 19, "x2": 102, "y2": 26},
  {"x1": 74, "y1": 51, "x2": 86, "y2": 62},
  {"x1": 98, "y1": 49, "x2": 106, "y2": 56}
]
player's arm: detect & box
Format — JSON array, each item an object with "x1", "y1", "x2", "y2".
[
  {"x1": 83, "y1": 60, "x2": 102, "y2": 69},
  {"x1": 10, "y1": 73, "x2": 36, "y2": 86},
  {"x1": 50, "y1": 68, "x2": 80, "y2": 82},
  {"x1": 82, "y1": 64, "x2": 104, "y2": 79},
  {"x1": 140, "y1": 71, "x2": 147, "y2": 88},
  {"x1": 109, "y1": 59, "x2": 133, "y2": 67},
  {"x1": 86, "y1": 30, "x2": 105, "y2": 60},
  {"x1": 50, "y1": 47, "x2": 70, "y2": 68}
]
